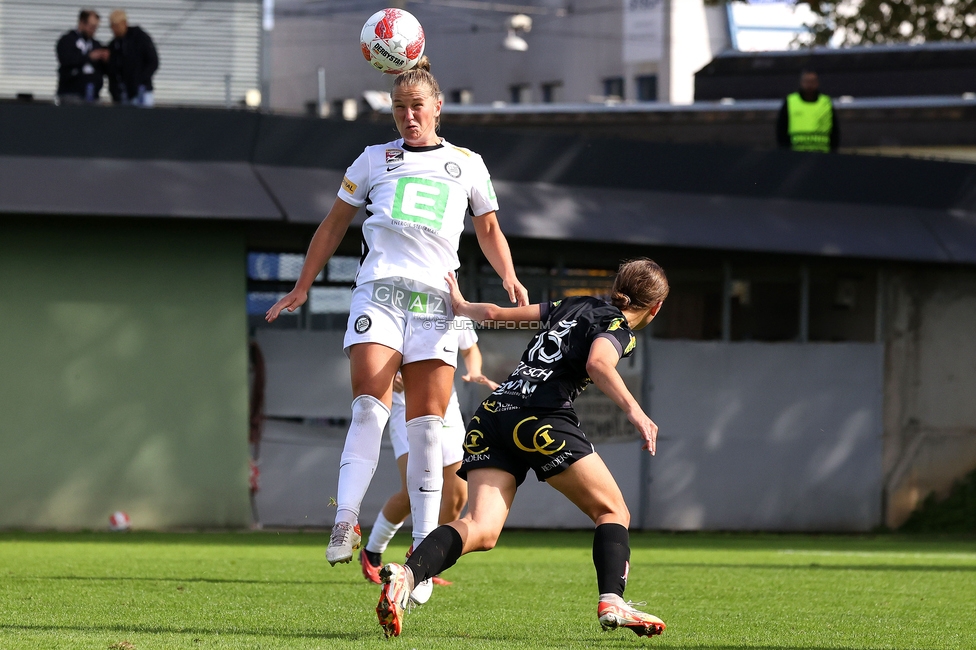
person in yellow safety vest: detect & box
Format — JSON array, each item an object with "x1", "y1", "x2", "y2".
[{"x1": 776, "y1": 69, "x2": 839, "y2": 153}]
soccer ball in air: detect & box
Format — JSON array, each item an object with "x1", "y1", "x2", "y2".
[
  {"x1": 109, "y1": 511, "x2": 131, "y2": 531},
  {"x1": 360, "y1": 8, "x2": 425, "y2": 74}
]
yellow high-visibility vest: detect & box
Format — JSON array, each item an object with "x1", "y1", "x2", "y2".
[{"x1": 787, "y1": 92, "x2": 833, "y2": 153}]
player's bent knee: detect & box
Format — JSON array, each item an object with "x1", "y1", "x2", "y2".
[{"x1": 475, "y1": 531, "x2": 499, "y2": 552}]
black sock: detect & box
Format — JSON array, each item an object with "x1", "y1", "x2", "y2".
[
  {"x1": 363, "y1": 548, "x2": 382, "y2": 567},
  {"x1": 404, "y1": 525, "x2": 464, "y2": 583},
  {"x1": 593, "y1": 523, "x2": 630, "y2": 597}
]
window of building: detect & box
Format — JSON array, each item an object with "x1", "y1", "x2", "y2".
[
  {"x1": 541, "y1": 81, "x2": 563, "y2": 104},
  {"x1": 729, "y1": 266, "x2": 801, "y2": 342},
  {"x1": 603, "y1": 77, "x2": 624, "y2": 100},
  {"x1": 650, "y1": 269, "x2": 724, "y2": 341},
  {"x1": 808, "y1": 266, "x2": 877, "y2": 342},
  {"x1": 509, "y1": 84, "x2": 531, "y2": 104},
  {"x1": 636, "y1": 75, "x2": 657, "y2": 102},
  {"x1": 449, "y1": 89, "x2": 473, "y2": 104}
]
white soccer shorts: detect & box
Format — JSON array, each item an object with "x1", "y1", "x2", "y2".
[{"x1": 343, "y1": 277, "x2": 458, "y2": 367}]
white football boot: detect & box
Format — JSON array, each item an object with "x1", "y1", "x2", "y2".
[
  {"x1": 598, "y1": 596, "x2": 666, "y2": 637},
  {"x1": 325, "y1": 522, "x2": 361, "y2": 566}
]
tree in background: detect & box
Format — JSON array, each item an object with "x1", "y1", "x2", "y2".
[{"x1": 802, "y1": 0, "x2": 976, "y2": 46}]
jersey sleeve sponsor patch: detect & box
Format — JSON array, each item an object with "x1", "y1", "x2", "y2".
[
  {"x1": 596, "y1": 312, "x2": 636, "y2": 359},
  {"x1": 338, "y1": 148, "x2": 370, "y2": 207},
  {"x1": 467, "y1": 155, "x2": 499, "y2": 216}
]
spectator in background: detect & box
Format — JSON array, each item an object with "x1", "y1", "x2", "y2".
[
  {"x1": 776, "y1": 69, "x2": 839, "y2": 153},
  {"x1": 107, "y1": 10, "x2": 159, "y2": 107},
  {"x1": 56, "y1": 9, "x2": 109, "y2": 103}
]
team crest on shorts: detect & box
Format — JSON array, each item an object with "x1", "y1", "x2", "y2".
[
  {"x1": 444, "y1": 161, "x2": 461, "y2": 178},
  {"x1": 354, "y1": 315, "x2": 372, "y2": 334}
]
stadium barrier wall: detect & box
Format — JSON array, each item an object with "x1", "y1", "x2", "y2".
[
  {"x1": 0, "y1": 219, "x2": 252, "y2": 529},
  {"x1": 644, "y1": 340, "x2": 884, "y2": 532},
  {"x1": 253, "y1": 330, "x2": 885, "y2": 531}
]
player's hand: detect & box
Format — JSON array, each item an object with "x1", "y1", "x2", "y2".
[
  {"x1": 628, "y1": 408, "x2": 658, "y2": 456},
  {"x1": 504, "y1": 277, "x2": 529, "y2": 306},
  {"x1": 392, "y1": 372, "x2": 405, "y2": 393},
  {"x1": 266, "y1": 288, "x2": 307, "y2": 322},
  {"x1": 445, "y1": 272, "x2": 467, "y2": 314},
  {"x1": 462, "y1": 374, "x2": 499, "y2": 391}
]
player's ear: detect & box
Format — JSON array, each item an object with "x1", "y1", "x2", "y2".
[{"x1": 649, "y1": 301, "x2": 663, "y2": 318}]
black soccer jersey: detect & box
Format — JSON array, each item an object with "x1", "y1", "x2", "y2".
[{"x1": 488, "y1": 296, "x2": 637, "y2": 410}]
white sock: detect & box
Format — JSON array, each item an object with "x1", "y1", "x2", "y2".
[
  {"x1": 406, "y1": 415, "x2": 444, "y2": 545},
  {"x1": 334, "y1": 395, "x2": 390, "y2": 526},
  {"x1": 366, "y1": 511, "x2": 403, "y2": 554}
]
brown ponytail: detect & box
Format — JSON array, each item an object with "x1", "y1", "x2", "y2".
[{"x1": 610, "y1": 258, "x2": 669, "y2": 310}]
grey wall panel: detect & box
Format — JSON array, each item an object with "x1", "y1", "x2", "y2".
[
  {"x1": 253, "y1": 165, "x2": 351, "y2": 225},
  {"x1": 253, "y1": 420, "x2": 401, "y2": 528},
  {"x1": 492, "y1": 180, "x2": 961, "y2": 263},
  {"x1": 253, "y1": 421, "x2": 644, "y2": 530},
  {"x1": 0, "y1": 156, "x2": 280, "y2": 219},
  {"x1": 254, "y1": 330, "x2": 353, "y2": 419},
  {"x1": 644, "y1": 341, "x2": 884, "y2": 531}
]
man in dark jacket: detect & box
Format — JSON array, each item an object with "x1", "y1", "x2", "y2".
[
  {"x1": 107, "y1": 10, "x2": 159, "y2": 106},
  {"x1": 56, "y1": 9, "x2": 109, "y2": 103}
]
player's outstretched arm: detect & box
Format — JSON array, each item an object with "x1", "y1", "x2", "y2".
[
  {"x1": 266, "y1": 198, "x2": 358, "y2": 322},
  {"x1": 460, "y1": 343, "x2": 500, "y2": 390},
  {"x1": 586, "y1": 337, "x2": 658, "y2": 455},
  {"x1": 472, "y1": 211, "x2": 529, "y2": 306},
  {"x1": 445, "y1": 273, "x2": 540, "y2": 326}
]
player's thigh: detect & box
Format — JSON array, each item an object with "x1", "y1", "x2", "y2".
[
  {"x1": 452, "y1": 468, "x2": 517, "y2": 552},
  {"x1": 440, "y1": 461, "x2": 467, "y2": 521},
  {"x1": 348, "y1": 342, "x2": 401, "y2": 402},
  {"x1": 400, "y1": 359, "x2": 454, "y2": 419},
  {"x1": 545, "y1": 453, "x2": 629, "y2": 527},
  {"x1": 389, "y1": 398, "x2": 409, "y2": 459},
  {"x1": 396, "y1": 453, "x2": 408, "y2": 492}
]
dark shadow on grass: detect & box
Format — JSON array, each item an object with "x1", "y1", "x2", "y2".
[
  {"x1": 417, "y1": 631, "x2": 869, "y2": 650},
  {"x1": 0, "y1": 622, "x2": 367, "y2": 641},
  {"x1": 641, "y1": 562, "x2": 976, "y2": 573},
  {"x1": 9, "y1": 575, "x2": 365, "y2": 586}
]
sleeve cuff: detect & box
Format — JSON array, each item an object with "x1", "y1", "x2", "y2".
[{"x1": 594, "y1": 333, "x2": 623, "y2": 358}]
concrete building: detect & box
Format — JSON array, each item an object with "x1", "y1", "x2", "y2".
[
  {"x1": 2, "y1": 102, "x2": 975, "y2": 531},
  {"x1": 268, "y1": 0, "x2": 731, "y2": 114},
  {"x1": 0, "y1": 0, "x2": 261, "y2": 106}
]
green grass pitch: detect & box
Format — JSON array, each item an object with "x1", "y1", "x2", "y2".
[{"x1": 1, "y1": 530, "x2": 974, "y2": 649}]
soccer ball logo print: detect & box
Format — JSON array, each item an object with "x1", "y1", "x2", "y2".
[
  {"x1": 354, "y1": 315, "x2": 372, "y2": 334},
  {"x1": 360, "y1": 8, "x2": 425, "y2": 74}
]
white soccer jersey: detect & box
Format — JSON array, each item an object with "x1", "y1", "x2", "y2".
[{"x1": 338, "y1": 139, "x2": 499, "y2": 291}]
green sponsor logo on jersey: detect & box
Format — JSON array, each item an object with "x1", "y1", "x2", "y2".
[
  {"x1": 486, "y1": 178, "x2": 496, "y2": 201},
  {"x1": 408, "y1": 291, "x2": 428, "y2": 313},
  {"x1": 392, "y1": 177, "x2": 449, "y2": 230}
]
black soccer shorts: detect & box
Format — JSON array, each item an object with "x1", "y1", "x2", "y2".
[{"x1": 457, "y1": 402, "x2": 595, "y2": 486}]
